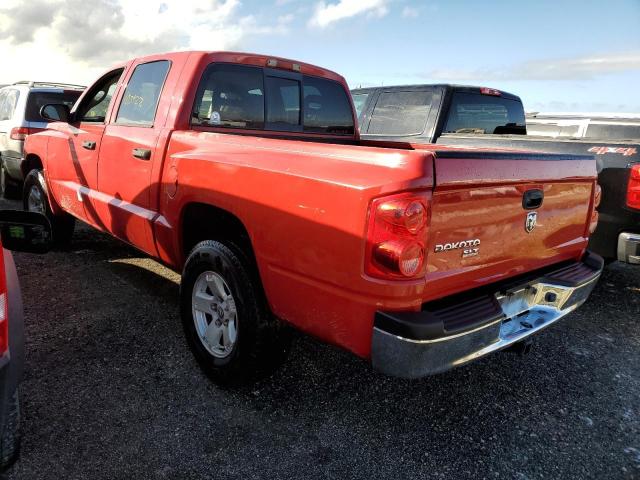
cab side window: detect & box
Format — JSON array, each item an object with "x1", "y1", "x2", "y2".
[
  {"x1": 76, "y1": 69, "x2": 124, "y2": 123},
  {"x1": 115, "y1": 61, "x2": 171, "y2": 126},
  {"x1": 0, "y1": 89, "x2": 20, "y2": 121}
]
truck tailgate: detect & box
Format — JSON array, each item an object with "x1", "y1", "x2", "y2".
[{"x1": 424, "y1": 150, "x2": 596, "y2": 301}]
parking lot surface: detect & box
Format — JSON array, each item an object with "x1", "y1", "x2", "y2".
[{"x1": 1, "y1": 203, "x2": 639, "y2": 479}]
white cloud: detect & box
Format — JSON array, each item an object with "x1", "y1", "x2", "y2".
[
  {"x1": 309, "y1": 0, "x2": 389, "y2": 28},
  {"x1": 425, "y1": 52, "x2": 640, "y2": 82},
  {"x1": 401, "y1": 6, "x2": 419, "y2": 18},
  {"x1": 0, "y1": 0, "x2": 289, "y2": 85}
]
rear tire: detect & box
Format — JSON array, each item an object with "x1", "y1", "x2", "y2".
[
  {"x1": 23, "y1": 169, "x2": 75, "y2": 246},
  {"x1": 180, "y1": 240, "x2": 290, "y2": 385},
  {"x1": 0, "y1": 390, "x2": 20, "y2": 470},
  {"x1": 0, "y1": 161, "x2": 20, "y2": 200}
]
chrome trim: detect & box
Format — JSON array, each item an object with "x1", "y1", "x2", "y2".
[
  {"x1": 371, "y1": 274, "x2": 600, "y2": 379},
  {"x1": 617, "y1": 232, "x2": 640, "y2": 264}
]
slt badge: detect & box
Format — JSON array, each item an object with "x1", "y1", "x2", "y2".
[{"x1": 525, "y1": 211, "x2": 537, "y2": 233}]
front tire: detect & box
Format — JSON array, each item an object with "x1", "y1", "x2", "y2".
[
  {"x1": 180, "y1": 240, "x2": 290, "y2": 385},
  {"x1": 23, "y1": 169, "x2": 75, "y2": 246}
]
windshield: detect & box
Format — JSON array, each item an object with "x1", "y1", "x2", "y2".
[
  {"x1": 444, "y1": 92, "x2": 526, "y2": 135},
  {"x1": 351, "y1": 92, "x2": 369, "y2": 120}
]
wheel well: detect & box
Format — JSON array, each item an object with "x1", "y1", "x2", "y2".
[
  {"x1": 22, "y1": 154, "x2": 43, "y2": 178},
  {"x1": 181, "y1": 203, "x2": 256, "y2": 262}
]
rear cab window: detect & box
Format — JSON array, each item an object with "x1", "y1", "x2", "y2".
[
  {"x1": 25, "y1": 90, "x2": 82, "y2": 122},
  {"x1": 192, "y1": 63, "x2": 354, "y2": 136},
  {"x1": 367, "y1": 90, "x2": 432, "y2": 136},
  {"x1": 444, "y1": 92, "x2": 526, "y2": 135}
]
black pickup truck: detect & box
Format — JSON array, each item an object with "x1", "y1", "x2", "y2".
[{"x1": 352, "y1": 85, "x2": 640, "y2": 264}]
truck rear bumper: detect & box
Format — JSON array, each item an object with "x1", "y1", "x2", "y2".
[
  {"x1": 371, "y1": 251, "x2": 603, "y2": 379},
  {"x1": 617, "y1": 232, "x2": 640, "y2": 264}
]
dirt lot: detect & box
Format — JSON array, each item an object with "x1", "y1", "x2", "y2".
[{"x1": 1, "y1": 202, "x2": 639, "y2": 479}]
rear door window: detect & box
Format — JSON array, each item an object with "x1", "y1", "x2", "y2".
[
  {"x1": 367, "y1": 90, "x2": 432, "y2": 136},
  {"x1": 116, "y1": 60, "x2": 171, "y2": 126},
  {"x1": 25, "y1": 90, "x2": 82, "y2": 122},
  {"x1": 0, "y1": 89, "x2": 20, "y2": 121},
  {"x1": 444, "y1": 92, "x2": 526, "y2": 135}
]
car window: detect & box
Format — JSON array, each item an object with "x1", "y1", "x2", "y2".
[
  {"x1": 303, "y1": 76, "x2": 354, "y2": 135},
  {"x1": 0, "y1": 89, "x2": 20, "y2": 121},
  {"x1": 367, "y1": 90, "x2": 432, "y2": 136},
  {"x1": 266, "y1": 76, "x2": 300, "y2": 126},
  {"x1": 193, "y1": 64, "x2": 265, "y2": 129},
  {"x1": 351, "y1": 92, "x2": 369, "y2": 120},
  {"x1": 116, "y1": 61, "x2": 171, "y2": 126},
  {"x1": 444, "y1": 92, "x2": 526, "y2": 135},
  {"x1": 25, "y1": 90, "x2": 82, "y2": 122},
  {"x1": 76, "y1": 69, "x2": 124, "y2": 123}
]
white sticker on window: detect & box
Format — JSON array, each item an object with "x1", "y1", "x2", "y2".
[{"x1": 209, "y1": 111, "x2": 221, "y2": 125}]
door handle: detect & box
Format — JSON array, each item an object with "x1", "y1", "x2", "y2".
[
  {"x1": 522, "y1": 189, "x2": 544, "y2": 210},
  {"x1": 82, "y1": 141, "x2": 96, "y2": 150},
  {"x1": 132, "y1": 148, "x2": 151, "y2": 160}
]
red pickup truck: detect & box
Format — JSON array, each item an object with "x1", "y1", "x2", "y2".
[{"x1": 23, "y1": 51, "x2": 603, "y2": 383}]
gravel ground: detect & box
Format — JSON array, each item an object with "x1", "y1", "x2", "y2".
[{"x1": 0, "y1": 202, "x2": 638, "y2": 479}]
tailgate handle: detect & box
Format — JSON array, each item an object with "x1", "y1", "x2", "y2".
[
  {"x1": 132, "y1": 148, "x2": 151, "y2": 160},
  {"x1": 82, "y1": 141, "x2": 96, "y2": 150},
  {"x1": 523, "y1": 189, "x2": 544, "y2": 210}
]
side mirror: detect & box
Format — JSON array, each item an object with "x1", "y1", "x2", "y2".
[
  {"x1": 40, "y1": 103, "x2": 71, "y2": 123},
  {"x1": 0, "y1": 210, "x2": 53, "y2": 254}
]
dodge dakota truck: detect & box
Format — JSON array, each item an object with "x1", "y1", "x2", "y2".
[
  {"x1": 352, "y1": 84, "x2": 638, "y2": 264},
  {"x1": 23, "y1": 52, "x2": 602, "y2": 383}
]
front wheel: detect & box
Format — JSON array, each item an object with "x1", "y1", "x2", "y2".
[
  {"x1": 23, "y1": 169, "x2": 75, "y2": 246},
  {"x1": 180, "y1": 240, "x2": 290, "y2": 385}
]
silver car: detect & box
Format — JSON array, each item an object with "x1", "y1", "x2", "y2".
[{"x1": 0, "y1": 82, "x2": 84, "y2": 198}]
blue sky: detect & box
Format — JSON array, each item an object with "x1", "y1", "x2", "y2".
[
  {"x1": 239, "y1": 0, "x2": 640, "y2": 112},
  {"x1": 1, "y1": 0, "x2": 638, "y2": 112}
]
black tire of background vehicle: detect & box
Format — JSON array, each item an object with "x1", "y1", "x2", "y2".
[
  {"x1": 22, "y1": 169, "x2": 75, "y2": 247},
  {"x1": 180, "y1": 240, "x2": 291, "y2": 385},
  {"x1": 0, "y1": 161, "x2": 20, "y2": 200},
  {"x1": 0, "y1": 390, "x2": 20, "y2": 470}
]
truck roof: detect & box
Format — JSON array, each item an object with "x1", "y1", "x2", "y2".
[
  {"x1": 351, "y1": 84, "x2": 522, "y2": 102},
  {"x1": 128, "y1": 50, "x2": 347, "y2": 84}
]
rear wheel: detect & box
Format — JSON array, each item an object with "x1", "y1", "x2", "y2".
[
  {"x1": 0, "y1": 161, "x2": 20, "y2": 200},
  {"x1": 180, "y1": 240, "x2": 290, "y2": 385},
  {"x1": 0, "y1": 390, "x2": 20, "y2": 470},
  {"x1": 23, "y1": 169, "x2": 75, "y2": 246}
]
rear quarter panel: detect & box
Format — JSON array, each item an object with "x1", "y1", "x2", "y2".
[{"x1": 160, "y1": 131, "x2": 434, "y2": 356}]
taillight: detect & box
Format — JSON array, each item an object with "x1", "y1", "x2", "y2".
[
  {"x1": 9, "y1": 126, "x2": 45, "y2": 141},
  {"x1": 10, "y1": 127, "x2": 29, "y2": 141},
  {"x1": 627, "y1": 164, "x2": 640, "y2": 210},
  {"x1": 365, "y1": 192, "x2": 429, "y2": 279},
  {"x1": 589, "y1": 183, "x2": 602, "y2": 234}
]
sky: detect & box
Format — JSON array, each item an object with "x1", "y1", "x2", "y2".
[{"x1": 0, "y1": 0, "x2": 638, "y2": 113}]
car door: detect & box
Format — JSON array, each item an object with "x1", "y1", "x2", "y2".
[
  {"x1": 95, "y1": 59, "x2": 172, "y2": 255},
  {"x1": 44, "y1": 69, "x2": 125, "y2": 224}
]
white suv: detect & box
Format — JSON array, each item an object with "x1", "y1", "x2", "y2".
[{"x1": 0, "y1": 82, "x2": 84, "y2": 198}]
